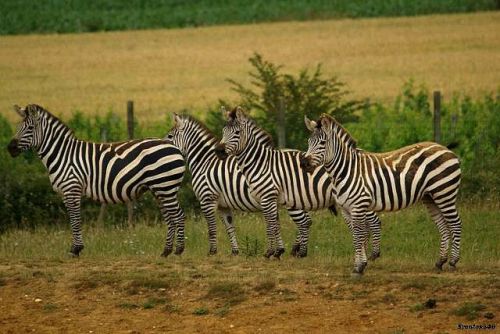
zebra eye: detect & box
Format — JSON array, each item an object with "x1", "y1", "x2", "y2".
[{"x1": 320, "y1": 140, "x2": 326, "y2": 145}]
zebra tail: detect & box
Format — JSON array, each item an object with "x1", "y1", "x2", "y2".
[{"x1": 328, "y1": 204, "x2": 338, "y2": 216}]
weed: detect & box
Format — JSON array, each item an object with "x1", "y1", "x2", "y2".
[
  {"x1": 214, "y1": 305, "x2": 230, "y2": 317},
  {"x1": 118, "y1": 302, "x2": 140, "y2": 310},
  {"x1": 206, "y1": 281, "x2": 247, "y2": 306},
  {"x1": 410, "y1": 303, "x2": 425, "y2": 312},
  {"x1": 193, "y1": 307, "x2": 209, "y2": 316},
  {"x1": 254, "y1": 280, "x2": 276, "y2": 294},
  {"x1": 43, "y1": 303, "x2": 57, "y2": 312},
  {"x1": 164, "y1": 303, "x2": 181, "y2": 314},
  {"x1": 452, "y1": 302, "x2": 487, "y2": 320},
  {"x1": 143, "y1": 297, "x2": 167, "y2": 310}
]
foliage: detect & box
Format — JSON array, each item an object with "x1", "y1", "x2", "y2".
[
  {"x1": 0, "y1": 82, "x2": 498, "y2": 231},
  {"x1": 225, "y1": 53, "x2": 363, "y2": 149},
  {"x1": 1, "y1": 0, "x2": 497, "y2": 35}
]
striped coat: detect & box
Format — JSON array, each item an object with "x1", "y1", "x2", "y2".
[
  {"x1": 302, "y1": 114, "x2": 462, "y2": 275},
  {"x1": 8, "y1": 104, "x2": 186, "y2": 256}
]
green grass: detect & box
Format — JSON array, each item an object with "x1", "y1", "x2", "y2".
[
  {"x1": 451, "y1": 301, "x2": 487, "y2": 320},
  {"x1": 0, "y1": 203, "x2": 498, "y2": 273},
  {"x1": 1, "y1": 0, "x2": 497, "y2": 35}
]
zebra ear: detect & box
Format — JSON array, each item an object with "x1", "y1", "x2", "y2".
[
  {"x1": 13, "y1": 104, "x2": 26, "y2": 118},
  {"x1": 173, "y1": 113, "x2": 185, "y2": 129},
  {"x1": 304, "y1": 115, "x2": 317, "y2": 132},
  {"x1": 235, "y1": 106, "x2": 247, "y2": 124}
]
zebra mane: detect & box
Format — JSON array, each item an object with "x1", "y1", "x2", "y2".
[
  {"x1": 26, "y1": 104, "x2": 75, "y2": 137},
  {"x1": 181, "y1": 115, "x2": 220, "y2": 143},
  {"x1": 248, "y1": 118, "x2": 275, "y2": 148},
  {"x1": 318, "y1": 114, "x2": 357, "y2": 149}
]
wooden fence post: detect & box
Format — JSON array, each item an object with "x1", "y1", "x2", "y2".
[
  {"x1": 97, "y1": 127, "x2": 108, "y2": 227},
  {"x1": 433, "y1": 91, "x2": 441, "y2": 144},
  {"x1": 127, "y1": 101, "x2": 134, "y2": 228}
]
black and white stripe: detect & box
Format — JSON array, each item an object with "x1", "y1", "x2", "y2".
[
  {"x1": 8, "y1": 104, "x2": 186, "y2": 257},
  {"x1": 218, "y1": 107, "x2": 382, "y2": 258},
  {"x1": 302, "y1": 114, "x2": 462, "y2": 275},
  {"x1": 166, "y1": 114, "x2": 316, "y2": 257}
]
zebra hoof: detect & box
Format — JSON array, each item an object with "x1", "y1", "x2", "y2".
[
  {"x1": 297, "y1": 248, "x2": 308, "y2": 258},
  {"x1": 69, "y1": 245, "x2": 84, "y2": 257},
  {"x1": 290, "y1": 244, "x2": 300, "y2": 257},
  {"x1": 435, "y1": 258, "x2": 447, "y2": 271},
  {"x1": 161, "y1": 248, "x2": 173, "y2": 257},
  {"x1": 369, "y1": 252, "x2": 380, "y2": 261},
  {"x1": 174, "y1": 247, "x2": 184, "y2": 255},
  {"x1": 231, "y1": 249, "x2": 239, "y2": 256},
  {"x1": 264, "y1": 249, "x2": 275, "y2": 259},
  {"x1": 208, "y1": 249, "x2": 217, "y2": 256},
  {"x1": 273, "y1": 248, "x2": 285, "y2": 259}
]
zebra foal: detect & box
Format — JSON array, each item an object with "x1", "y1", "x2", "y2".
[
  {"x1": 7, "y1": 104, "x2": 186, "y2": 257},
  {"x1": 166, "y1": 114, "x2": 314, "y2": 257},
  {"x1": 301, "y1": 114, "x2": 462, "y2": 275}
]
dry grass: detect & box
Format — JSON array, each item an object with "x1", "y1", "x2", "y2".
[{"x1": 0, "y1": 12, "x2": 499, "y2": 123}]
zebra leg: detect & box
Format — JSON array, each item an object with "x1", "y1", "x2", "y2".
[
  {"x1": 424, "y1": 197, "x2": 450, "y2": 270},
  {"x1": 156, "y1": 194, "x2": 186, "y2": 257},
  {"x1": 63, "y1": 194, "x2": 84, "y2": 257},
  {"x1": 200, "y1": 200, "x2": 219, "y2": 255},
  {"x1": 366, "y1": 211, "x2": 382, "y2": 260},
  {"x1": 287, "y1": 209, "x2": 311, "y2": 258},
  {"x1": 221, "y1": 209, "x2": 239, "y2": 255},
  {"x1": 261, "y1": 197, "x2": 284, "y2": 259},
  {"x1": 434, "y1": 197, "x2": 462, "y2": 269},
  {"x1": 350, "y1": 209, "x2": 369, "y2": 276}
]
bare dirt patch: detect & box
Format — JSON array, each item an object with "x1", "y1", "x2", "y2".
[{"x1": 0, "y1": 258, "x2": 498, "y2": 333}]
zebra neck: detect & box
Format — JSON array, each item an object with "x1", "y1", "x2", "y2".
[
  {"x1": 37, "y1": 121, "x2": 77, "y2": 165},
  {"x1": 184, "y1": 135, "x2": 219, "y2": 175},
  {"x1": 326, "y1": 145, "x2": 362, "y2": 187},
  {"x1": 235, "y1": 136, "x2": 272, "y2": 180}
]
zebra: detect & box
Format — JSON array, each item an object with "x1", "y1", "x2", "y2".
[
  {"x1": 301, "y1": 113, "x2": 462, "y2": 275},
  {"x1": 166, "y1": 113, "x2": 318, "y2": 257},
  {"x1": 7, "y1": 104, "x2": 186, "y2": 257},
  {"x1": 216, "y1": 106, "x2": 383, "y2": 259}
]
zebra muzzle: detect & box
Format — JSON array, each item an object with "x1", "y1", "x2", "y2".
[
  {"x1": 7, "y1": 139, "x2": 21, "y2": 157},
  {"x1": 214, "y1": 143, "x2": 228, "y2": 160}
]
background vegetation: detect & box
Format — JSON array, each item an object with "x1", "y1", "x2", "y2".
[
  {"x1": 1, "y1": 58, "x2": 498, "y2": 231},
  {"x1": 1, "y1": 0, "x2": 497, "y2": 35}
]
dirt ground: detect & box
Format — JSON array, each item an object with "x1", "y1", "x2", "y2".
[{"x1": 0, "y1": 258, "x2": 498, "y2": 334}]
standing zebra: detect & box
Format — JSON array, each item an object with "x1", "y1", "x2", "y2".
[
  {"x1": 7, "y1": 104, "x2": 186, "y2": 257},
  {"x1": 166, "y1": 114, "x2": 316, "y2": 257},
  {"x1": 217, "y1": 107, "x2": 382, "y2": 259},
  {"x1": 301, "y1": 114, "x2": 462, "y2": 275}
]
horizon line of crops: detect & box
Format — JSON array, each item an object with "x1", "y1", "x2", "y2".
[{"x1": 0, "y1": 0, "x2": 498, "y2": 35}]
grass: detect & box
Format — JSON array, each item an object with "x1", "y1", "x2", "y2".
[
  {"x1": 0, "y1": 203, "x2": 498, "y2": 271},
  {"x1": 451, "y1": 301, "x2": 487, "y2": 320},
  {"x1": 0, "y1": 12, "x2": 499, "y2": 124},
  {"x1": 1, "y1": 0, "x2": 496, "y2": 35}
]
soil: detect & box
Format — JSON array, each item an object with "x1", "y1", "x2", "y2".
[{"x1": 0, "y1": 259, "x2": 498, "y2": 334}]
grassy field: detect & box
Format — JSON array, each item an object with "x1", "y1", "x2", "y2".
[
  {"x1": 1, "y1": 12, "x2": 499, "y2": 124},
  {"x1": 0, "y1": 204, "x2": 498, "y2": 332},
  {"x1": 1, "y1": 0, "x2": 496, "y2": 35}
]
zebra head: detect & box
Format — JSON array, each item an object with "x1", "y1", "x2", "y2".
[
  {"x1": 217, "y1": 106, "x2": 249, "y2": 159},
  {"x1": 301, "y1": 114, "x2": 335, "y2": 173},
  {"x1": 166, "y1": 113, "x2": 187, "y2": 152},
  {"x1": 8, "y1": 104, "x2": 44, "y2": 157}
]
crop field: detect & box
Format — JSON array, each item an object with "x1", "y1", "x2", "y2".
[
  {"x1": 1, "y1": 12, "x2": 499, "y2": 123},
  {"x1": 0, "y1": 203, "x2": 498, "y2": 333}
]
